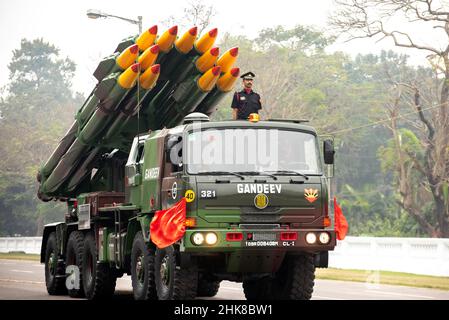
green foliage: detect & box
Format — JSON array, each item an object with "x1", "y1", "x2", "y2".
[{"x1": 0, "y1": 39, "x2": 80, "y2": 236}]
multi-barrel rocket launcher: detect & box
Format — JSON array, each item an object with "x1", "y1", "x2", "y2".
[{"x1": 37, "y1": 25, "x2": 241, "y2": 201}]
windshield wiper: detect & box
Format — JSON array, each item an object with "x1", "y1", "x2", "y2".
[
  {"x1": 266, "y1": 170, "x2": 309, "y2": 180},
  {"x1": 235, "y1": 171, "x2": 278, "y2": 180},
  {"x1": 196, "y1": 171, "x2": 245, "y2": 180}
]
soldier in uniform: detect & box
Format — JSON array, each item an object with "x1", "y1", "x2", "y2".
[{"x1": 231, "y1": 71, "x2": 262, "y2": 120}]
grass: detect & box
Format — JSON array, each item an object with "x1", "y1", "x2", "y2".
[
  {"x1": 0, "y1": 252, "x2": 40, "y2": 261},
  {"x1": 1, "y1": 253, "x2": 448, "y2": 291},
  {"x1": 316, "y1": 268, "x2": 449, "y2": 291}
]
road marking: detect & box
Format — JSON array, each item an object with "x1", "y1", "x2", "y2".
[
  {"x1": 365, "y1": 290, "x2": 434, "y2": 299},
  {"x1": 0, "y1": 278, "x2": 44, "y2": 285},
  {"x1": 10, "y1": 269, "x2": 33, "y2": 274}
]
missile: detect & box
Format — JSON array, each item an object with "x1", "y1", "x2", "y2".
[
  {"x1": 195, "y1": 47, "x2": 220, "y2": 73},
  {"x1": 138, "y1": 44, "x2": 160, "y2": 71},
  {"x1": 195, "y1": 67, "x2": 240, "y2": 115},
  {"x1": 159, "y1": 66, "x2": 221, "y2": 127},
  {"x1": 194, "y1": 28, "x2": 218, "y2": 54},
  {"x1": 103, "y1": 64, "x2": 161, "y2": 142},
  {"x1": 217, "y1": 47, "x2": 239, "y2": 73},
  {"x1": 175, "y1": 27, "x2": 198, "y2": 54},
  {"x1": 93, "y1": 44, "x2": 139, "y2": 82},
  {"x1": 157, "y1": 26, "x2": 178, "y2": 53},
  {"x1": 40, "y1": 64, "x2": 140, "y2": 194},
  {"x1": 115, "y1": 25, "x2": 158, "y2": 53}
]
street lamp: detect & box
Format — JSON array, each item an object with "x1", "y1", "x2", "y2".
[{"x1": 87, "y1": 9, "x2": 142, "y2": 34}]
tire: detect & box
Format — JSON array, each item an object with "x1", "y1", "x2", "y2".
[
  {"x1": 271, "y1": 254, "x2": 315, "y2": 300},
  {"x1": 154, "y1": 245, "x2": 198, "y2": 300},
  {"x1": 65, "y1": 231, "x2": 85, "y2": 298},
  {"x1": 131, "y1": 231, "x2": 157, "y2": 300},
  {"x1": 197, "y1": 274, "x2": 221, "y2": 297},
  {"x1": 44, "y1": 232, "x2": 67, "y2": 295},
  {"x1": 82, "y1": 233, "x2": 116, "y2": 300},
  {"x1": 243, "y1": 277, "x2": 271, "y2": 300}
]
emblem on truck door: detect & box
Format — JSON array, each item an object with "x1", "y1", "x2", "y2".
[
  {"x1": 254, "y1": 193, "x2": 269, "y2": 209},
  {"x1": 304, "y1": 188, "x2": 318, "y2": 203}
]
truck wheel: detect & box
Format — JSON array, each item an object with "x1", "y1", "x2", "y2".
[
  {"x1": 65, "y1": 231, "x2": 85, "y2": 298},
  {"x1": 82, "y1": 233, "x2": 116, "y2": 300},
  {"x1": 131, "y1": 231, "x2": 157, "y2": 300},
  {"x1": 197, "y1": 274, "x2": 221, "y2": 297},
  {"x1": 154, "y1": 245, "x2": 198, "y2": 300},
  {"x1": 271, "y1": 254, "x2": 315, "y2": 300},
  {"x1": 44, "y1": 232, "x2": 67, "y2": 295},
  {"x1": 243, "y1": 277, "x2": 272, "y2": 300}
]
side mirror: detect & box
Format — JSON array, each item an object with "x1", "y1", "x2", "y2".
[
  {"x1": 166, "y1": 135, "x2": 182, "y2": 166},
  {"x1": 323, "y1": 140, "x2": 335, "y2": 165}
]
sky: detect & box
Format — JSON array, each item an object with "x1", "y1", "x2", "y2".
[{"x1": 0, "y1": 0, "x2": 447, "y2": 96}]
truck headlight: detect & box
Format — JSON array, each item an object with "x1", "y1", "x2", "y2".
[
  {"x1": 192, "y1": 233, "x2": 204, "y2": 245},
  {"x1": 319, "y1": 232, "x2": 330, "y2": 244},
  {"x1": 205, "y1": 233, "x2": 218, "y2": 245},
  {"x1": 305, "y1": 233, "x2": 317, "y2": 244}
]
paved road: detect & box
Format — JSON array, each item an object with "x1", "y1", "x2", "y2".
[{"x1": 1, "y1": 259, "x2": 448, "y2": 300}]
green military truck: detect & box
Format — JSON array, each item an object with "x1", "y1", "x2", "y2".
[{"x1": 40, "y1": 113, "x2": 336, "y2": 300}]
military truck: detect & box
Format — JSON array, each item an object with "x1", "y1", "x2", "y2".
[
  {"x1": 40, "y1": 113, "x2": 337, "y2": 300},
  {"x1": 38, "y1": 25, "x2": 339, "y2": 300}
]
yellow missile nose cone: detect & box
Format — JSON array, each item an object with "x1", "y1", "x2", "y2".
[
  {"x1": 197, "y1": 66, "x2": 221, "y2": 92},
  {"x1": 116, "y1": 44, "x2": 139, "y2": 70},
  {"x1": 136, "y1": 25, "x2": 158, "y2": 52},
  {"x1": 175, "y1": 27, "x2": 198, "y2": 54},
  {"x1": 217, "y1": 47, "x2": 239, "y2": 73},
  {"x1": 194, "y1": 28, "x2": 218, "y2": 54},
  {"x1": 140, "y1": 64, "x2": 160, "y2": 90},
  {"x1": 138, "y1": 44, "x2": 160, "y2": 71},
  {"x1": 195, "y1": 47, "x2": 219, "y2": 73},
  {"x1": 118, "y1": 63, "x2": 140, "y2": 89},
  {"x1": 217, "y1": 67, "x2": 240, "y2": 92},
  {"x1": 157, "y1": 26, "x2": 178, "y2": 53}
]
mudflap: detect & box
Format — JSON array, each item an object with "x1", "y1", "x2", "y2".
[{"x1": 314, "y1": 251, "x2": 329, "y2": 268}]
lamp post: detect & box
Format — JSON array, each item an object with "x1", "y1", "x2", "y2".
[{"x1": 87, "y1": 9, "x2": 142, "y2": 34}]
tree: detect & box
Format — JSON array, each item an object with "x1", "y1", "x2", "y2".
[
  {"x1": 330, "y1": 0, "x2": 449, "y2": 237},
  {"x1": 0, "y1": 38, "x2": 80, "y2": 236}
]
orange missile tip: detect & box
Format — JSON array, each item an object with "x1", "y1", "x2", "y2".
[
  {"x1": 230, "y1": 67, "x2": 240, "y2": 77},
  {"x1": 129, "y1": 44, "x2": 139, "y2": 54},
  {"x1": 230, "y1": 47, "x2": 239, "y2": 57},
  {"x1": 169, "y1": 25, "x2": 178, "y2": 35},
  {"x1": 151, "y1": 64, "x2": 160, "y2": 74},
  {"x1": 189, "y1": 26, "x2": 198, "y2": 36},
  {"x1": 131, "y1": 63, "x2": 141, "y2": 73},
  {"x1": 150, "y1": 44, "x2": 160, "y2": 54},
  {"x1": 212, "y1": 66, "x2": 221, "y2": 76},
  {"x1": 148, "y1": 25, "x2": 158, "y2": 34},
  {"x1": 210, "y1": 47, "x2": 220, "y2": 56},
  {"x1": 209, "y1": 28, "x2": 218, "y2": 38}
]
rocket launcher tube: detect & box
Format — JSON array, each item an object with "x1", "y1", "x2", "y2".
[
  {"x1": 115, "y1": 25, "x2": 158, "y2": 53},
  {"x1": 194, "y1": 67, "x2": 240, "y2": 115},
  {"x1": 135, "y1": 25, "x2": 158, "y2": 52},
  {"x1": 138, "y1": 44, "x2": 159, "y2": 71},
  {"x1": 41, "y1": 65, "x2": 140, "y2": 195},
  {"x1": 194, "y1": 28, "x2": 218, "y2": 54},
  {"x1": 175, "y1": 27, "x2": 198, "y2": 54},
  {"x1": 217, "y1": 47, "x2": 239, "y2": 73},
  {"x1": 198, "y1": 66, "x2": 222, "y2": 92},
  {"x1": 157, "y1": 26, "x2": 178, "y2": 53},
  {"x1": 103, "y1": 64, "x2": 160, "y2": 142},
  {"x1": 94, "y1": 44, "x2": 139, "y2": 82},
  {"x1": 195, "y1": 47, "x2": 219, "y2": 73}
]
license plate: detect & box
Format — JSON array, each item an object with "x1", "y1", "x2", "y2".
[{"x1": 253, "y1": 233, "x2": 277, "y2": 241}]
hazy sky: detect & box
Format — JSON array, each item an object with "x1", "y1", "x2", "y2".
[{"x1": 0, "y1": 0, "x2": 446, "y2": 95}]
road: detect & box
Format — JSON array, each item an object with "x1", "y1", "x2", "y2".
[{"x1": 1, "y1": 259, "x2": 448, "y2": 300}]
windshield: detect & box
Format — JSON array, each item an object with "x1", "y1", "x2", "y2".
[{"x1": 185, "y1": 128, "x2": 321, "y2": 175}]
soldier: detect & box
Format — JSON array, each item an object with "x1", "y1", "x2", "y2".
[{"x1": 231, "y1": 71, "x2": 262, "y2": 120}]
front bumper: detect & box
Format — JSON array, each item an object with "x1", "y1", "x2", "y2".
[{"x1": 181, "y1": 228, "x2": 336, "y2": 253}]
